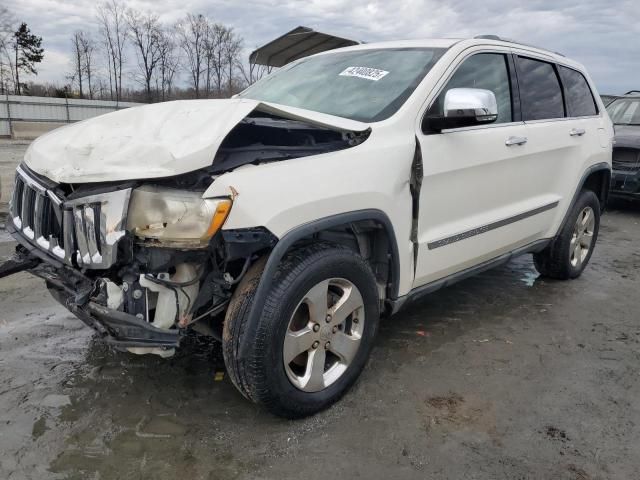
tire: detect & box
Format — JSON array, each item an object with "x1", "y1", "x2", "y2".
[
  {"x1": 533, "y1": 189, "x2": 600, "y2": 280},
  {"x1": 222, "y1": 242, "x2": 379, "y2": 418}
]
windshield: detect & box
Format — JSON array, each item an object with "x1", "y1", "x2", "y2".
[
  {"x1": 607, "y1": 97, "x2": 640, "y2": 125},
  {"x1": 239, "y1": 48, "x2": 446, "y2": 122}
]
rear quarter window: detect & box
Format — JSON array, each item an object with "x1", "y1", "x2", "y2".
[
  {"x1": 558, "y1": 66, "x2": 598, "y2": 117},
  {"x1": 516, "y1": 56, "x2": 565, "y2": 121}
]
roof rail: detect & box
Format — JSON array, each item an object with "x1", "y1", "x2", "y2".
[
  {"x1": 625, "y1": 90, "x2": 640, "y2": 95},
  {"x1": 473, "y1": 34, "x2": 565, "y2": 57}
]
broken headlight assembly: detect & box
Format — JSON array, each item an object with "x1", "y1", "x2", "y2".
[{"x1": 126, "y1": 186, "x2": 232, "y2": 247}]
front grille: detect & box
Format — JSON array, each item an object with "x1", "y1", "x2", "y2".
[
  {"x1": 9, "y1": 166, "x2": 131, "y2": 269},
  {"x1": 612, "y1": 147, "x2": 640, "y2": 173}
]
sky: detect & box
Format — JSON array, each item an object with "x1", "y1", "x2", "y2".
[{"x1": 8, "y1": 0, "x2": 640, "y2": 94}]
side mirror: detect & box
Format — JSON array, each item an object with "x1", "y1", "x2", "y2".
[{"x1": 424, "y1": 88, "x2": 498, "y2": 132}]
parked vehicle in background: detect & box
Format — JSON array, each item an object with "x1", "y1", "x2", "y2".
[
  {"x1": 607, "y1": 91, "x2": 640, "y2": 199},
  {"x1": 0, "y1": 36, "x2": 613, "y2": 418},
  {"x1": 600, "y1": 94, "x2": 618, "y2": 107}
]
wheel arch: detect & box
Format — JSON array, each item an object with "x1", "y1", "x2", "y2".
[
  {"x1": 581, "y1": 165, "x2": 611, "y2": 211},
  {"x1": 236, "y1": 209, "x2": 400, "y2": 360},
  {"x1": 557, "y1": 162, "x2": 611, "y2": 237}
]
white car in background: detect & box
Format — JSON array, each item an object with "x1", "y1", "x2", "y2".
[{"x1": 1, "y1": 36, "x2": 612, "y2": 418}]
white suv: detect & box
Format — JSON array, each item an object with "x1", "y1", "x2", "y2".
[{"x1": 2, "y1": 36, "x2": 613, "y2": 417}]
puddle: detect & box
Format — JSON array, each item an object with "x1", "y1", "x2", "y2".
[{"x1": 520, "y1": 270, "x2": 540, "y2": 287}]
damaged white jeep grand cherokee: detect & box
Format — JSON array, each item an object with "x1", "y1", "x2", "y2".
[{"x1": 1, "y1": 37, "x2": 612, "y2": 418}]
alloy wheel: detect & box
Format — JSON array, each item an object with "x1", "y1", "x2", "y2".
[
  {"x1": 283, "y1": 278, "x2": 365, "y2": 392},
  {"x1": 570, "y1": 206, "x2": 595, "y2": 267}
]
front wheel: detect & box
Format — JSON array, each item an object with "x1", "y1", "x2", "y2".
[
  {"x1": 533, "y1": 189, "x2": 601, "y2": 279},
  {"x1": 222, "y1": 242, "x2": 379, "y2": 418}
]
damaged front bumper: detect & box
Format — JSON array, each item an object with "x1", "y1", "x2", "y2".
[
  {"x1": 2, "y1": 164, "x2": 278, "y2": 354},
  {"x1": 1, "y1": 246, "x2": 181, "y2": 350}
]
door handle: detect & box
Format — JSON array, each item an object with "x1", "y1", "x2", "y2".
[
  {"x1": 570, "y1": 128, "x2": 586, "y2": 137},
  {"x1": 505, "y1": 136, "x2": 528, "y2": 146}
]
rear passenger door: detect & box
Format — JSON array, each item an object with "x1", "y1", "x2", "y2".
[{"x1": 515, "y1": 54, "x2": 602, "y2": 236}]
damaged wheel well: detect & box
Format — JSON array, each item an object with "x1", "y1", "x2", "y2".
[
  {"x1": 234, "y1": 209, "x2": 400, "y2": 360},
  {"x1": 235, "y1": 211, "x2": 400, "y2": 315},
  {"x1": 291, "y1": 220, "x2": 395, "y2": 303}
]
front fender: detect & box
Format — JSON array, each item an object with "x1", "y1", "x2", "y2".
[{"x1": 203, "y1": 133, "x2": 416, "y2": 298}]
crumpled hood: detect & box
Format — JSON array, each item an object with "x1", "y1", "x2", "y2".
[{"x1": 24, "y1": 98, "x2": 369, "y2": 183}]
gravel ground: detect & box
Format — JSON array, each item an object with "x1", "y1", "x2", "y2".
[{"x1": 0, "y1": 141, "x2": 639, "y2": 479}]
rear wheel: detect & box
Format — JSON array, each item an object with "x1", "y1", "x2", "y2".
[
  {"x1": 533, "y1": 190, "x2": 600, "y2": 279},
  {"x1": 223, "y1": 242, "x2": 379, "y2": 418}
]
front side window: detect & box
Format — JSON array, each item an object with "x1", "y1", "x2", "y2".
[
  {"x1": 429, "y1": 53, "x2": 513, "y2": 124},
  {"x1": 239, "y1": 48, "x2": 446, "y2": 122},
  {"x1": 558, "y1": 66, "x2": 598, "y2": 117},
  {"x1": 607, "y1": 98, "x2": 640, "y2": 125},
  {"x1": 517, "y1": 57, "x2": 564, "y2": 121}
]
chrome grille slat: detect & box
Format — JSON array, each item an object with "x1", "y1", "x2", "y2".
[
  {"x1": 62, "y1": 209, "x2": 75, "y2": 263},
  {"x1": 74, "y1": 207, "x2": 91, "y2": 265},
  {"x1": 21, "y1": 186, "x2": 35, "y2": 237},
  {"x1": 11, "y1": 176, "x2": 24, "y2": 229},
  {"x1": 84, "y1": 205, "x2": 102, "y2": 264},
  {"x1": 9, "y1": 167, "x2": 131, "y2": 269},
  {"x1": 33, "y1": 192, "x2": 45, "y2": 244}
]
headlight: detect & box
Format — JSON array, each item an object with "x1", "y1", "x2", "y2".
[{"x1": 126, "y1": 186, "x2": 232, "y2": 247}]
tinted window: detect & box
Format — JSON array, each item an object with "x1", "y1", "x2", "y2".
[
  {"x1": 517, "y1": 57, "x2": 564, "y2": 120},
  {"x1": 559, "y1": 66, "x2": 597, "y2": 117},
  {"x1": 431, "y1": 53, "x2": 512, "y2": 124},
  {"x1": 240, "y1": 48, "x2": 445, "y2": 122}
]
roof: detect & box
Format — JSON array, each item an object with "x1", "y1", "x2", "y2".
[
  {"x1": 250, "y1": 31, "x2": 576, "y2": 70},
  {"x1": 338, "y1": 37, "x2": 576, "y2": 67},
  {"x1": 249, "y1": 26, "x2": 360, "y2": 68}
]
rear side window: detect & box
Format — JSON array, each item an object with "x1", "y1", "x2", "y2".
[
  {"x1": 517, "y1": 57, "x2": 564, "y2": 121},
  {"x1": 558, "y1": 66, "x2": 598, "y2": 117}
]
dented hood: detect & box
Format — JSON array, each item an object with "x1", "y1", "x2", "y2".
[{"x1": 23, "y1": 98, "x2": 369, "y2": 183}]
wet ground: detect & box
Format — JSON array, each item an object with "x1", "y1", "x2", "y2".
[{"x1": 0, "y1": 141, "x2": 639, "y2": 478}]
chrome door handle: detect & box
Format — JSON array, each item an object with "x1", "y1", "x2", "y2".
[
  {"x1": 570, "y1": 128, "x2": 586, "y2": 137},
  {"x1": 505, "y1": 136, "x2": 528, "y2": 146}
]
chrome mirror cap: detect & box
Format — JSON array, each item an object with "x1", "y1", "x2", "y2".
[{"x1": 444, "y1": 88, "x2": 498, "y2": 123}]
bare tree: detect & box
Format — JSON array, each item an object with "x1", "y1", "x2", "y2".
[
  {"x1": 97, "y1": 0, "x2": 127, "y2": 101},
  {"x1": 203, "y1": 20, "x2": 214, "y2": 95},
  {"x1": 156, "y1": 29, "x2": 179, "y2": 101},
  {"x1": 223, "y1": 27, "x2": 243, "y2": 96},
  {"x1": 126, "y1": 8, "x2": 162, "y2": 102},
  {"x1": 175, "y1": 14, "x2": 207, "y2": 98},
  {"x1": 208, "y1": 23, "x2": 229, "y2": 95},
  {"x1": 0, "y1": 6, "x2": 15, "y2": 93},
  {"x1": 69, "y1": 31, "x2": 96, "y2": 98},
  {"x1": 79, "y1": 32, "x2": 96, "y2": 99},
  {"x1": 71, "y1": 31, "x2": 84, "y2": 97},
  {"x1": 238, "y1": 59, "x2": 271, "y2": 86}
]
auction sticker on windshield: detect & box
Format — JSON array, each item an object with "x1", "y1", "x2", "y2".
[{"x1": 339, "y1": 66, "x2": 390, "y2": 81}]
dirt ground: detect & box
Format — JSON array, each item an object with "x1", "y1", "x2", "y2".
[{"x1": 1, "y1": 142, "x2": 639, "y2": 479}]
